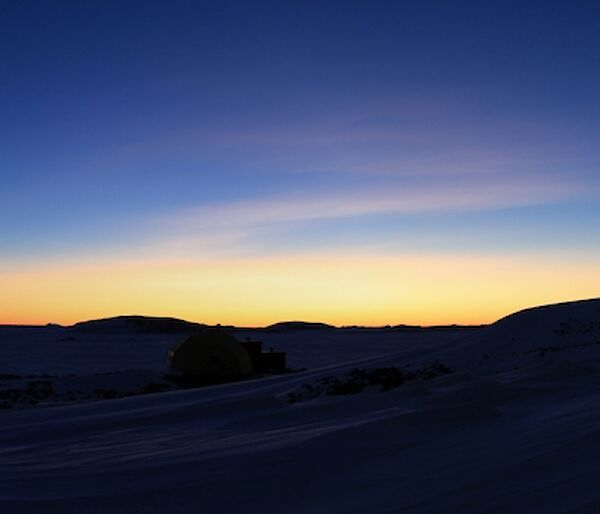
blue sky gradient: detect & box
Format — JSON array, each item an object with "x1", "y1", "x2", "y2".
[{"x1": 1, "y1": 1, "x2": 599, "y2": 323}]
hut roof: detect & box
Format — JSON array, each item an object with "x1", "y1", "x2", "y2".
[{"x1": 168, "y1": 329, "x2": 253, "y2": 379}]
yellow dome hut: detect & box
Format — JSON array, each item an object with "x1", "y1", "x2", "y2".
[{"x1": 168, "y1": 329, "x2": 254, "y2": 380}]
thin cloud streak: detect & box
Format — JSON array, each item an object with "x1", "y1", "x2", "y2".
[
  {"x1": 0, "y1": 174, "x2": 587, "y2": 269},
  {"x1": 168, "y1": 176, "x2": 583, "y2": 232}
]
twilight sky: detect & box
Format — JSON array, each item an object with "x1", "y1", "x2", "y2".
[{"x1": 1, "y1": 1, "x2": 600, "y2": 325}]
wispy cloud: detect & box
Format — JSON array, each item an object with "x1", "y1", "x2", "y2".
[{"x1": 168, "y1": 176, "x2": 583, "y2": 232}]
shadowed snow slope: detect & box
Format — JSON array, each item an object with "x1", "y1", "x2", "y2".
[
  {"x1": 443, "y1": 298, "x2": 600, "y2": 373},
  {"x1": 1, "y1": 300, "x2": 600, "y2": 513}
]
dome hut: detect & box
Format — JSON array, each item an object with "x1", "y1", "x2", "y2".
[{"x1": 168, "y1": 329, "x2": 254, "y2": 380}]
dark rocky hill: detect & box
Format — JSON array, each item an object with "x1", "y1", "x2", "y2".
[{"x1": 71, "y1": 315, "x2": 207, "y2": 334}]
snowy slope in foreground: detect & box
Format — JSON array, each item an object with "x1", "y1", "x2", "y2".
[
  {"x1": 1, "y1": 300, "x2": 600, "y2": 513},
  {"x1": 443, "y1": 298, "x2": 600, "y2": 374}
]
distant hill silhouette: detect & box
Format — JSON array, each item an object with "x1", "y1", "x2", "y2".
[
  {"x1": 264, "y1": 321, "x2": 336, "y2": 332},
  {"x1": 390, "y1": 323, "x2": 486, "y2": 332},
  {"x1": 61, "y1": 316, "x2": 486, "y2": 334},
  {"x1": 71, "y1": 316, "x2": 207, "y2": 334}
]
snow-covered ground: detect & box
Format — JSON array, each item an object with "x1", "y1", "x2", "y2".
[{"x1": 1, "y1": 299, "x2": 599, "y2": 513}]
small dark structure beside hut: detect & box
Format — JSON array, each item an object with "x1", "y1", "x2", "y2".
[
  {"x1": 168, "y1": 329, "x2": 286, "y2": 382},
  {"x1": 240, "y1": 338, "x2": 286, "y2": 374}
]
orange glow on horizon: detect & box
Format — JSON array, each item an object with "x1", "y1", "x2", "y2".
[{"x1": 1, "y1": 253, "x2": 599, "y2": 327}]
